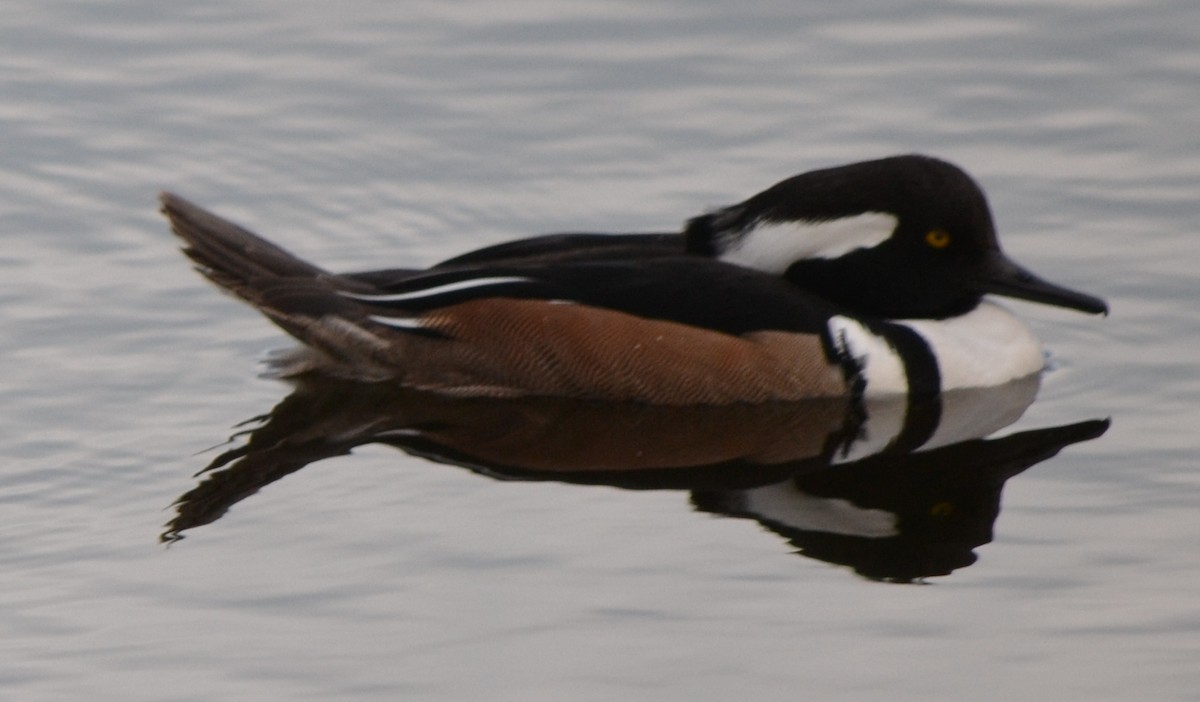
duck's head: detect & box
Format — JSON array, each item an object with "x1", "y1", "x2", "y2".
[{"x1": 686, "y1": 155, "x2": 1108, "y2": 320}]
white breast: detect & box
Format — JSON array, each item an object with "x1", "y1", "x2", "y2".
[
  {"x1": 901, "y1": 301, "x2": 1046, "y2": 392},
  {"x1": 827, "y1": 301, "x2": 1046, "y2": 398}
]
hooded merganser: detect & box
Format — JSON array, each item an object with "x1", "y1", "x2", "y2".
[{"x1": 161, "y1": 155, "x2": 1106, "y2": 405}]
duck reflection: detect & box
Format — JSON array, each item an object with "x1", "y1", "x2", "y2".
[{"x1": 164, "y1": 376, "x2": 1106, "y2": 582}]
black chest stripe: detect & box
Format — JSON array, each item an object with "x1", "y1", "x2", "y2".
[{"x1": 874, "y1": 323, "x2": 942, "y2": 450}]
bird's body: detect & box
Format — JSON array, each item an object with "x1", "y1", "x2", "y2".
[{"x1": 162, "y1": 155, "x2": 1105, "y2": 405}]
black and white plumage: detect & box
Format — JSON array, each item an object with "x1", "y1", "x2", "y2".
[{"x1": 162, "y1": 155, "x2": 1105, "y2": 405}]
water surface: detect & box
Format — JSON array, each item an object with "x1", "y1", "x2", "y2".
[{"x1": 2, "y1": 1, "x2": 1198, "y2": 700}]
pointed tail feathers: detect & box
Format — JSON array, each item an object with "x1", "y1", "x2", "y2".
[
  {"x1": 161, "y1": 192, "x2": 330, "y2": 289},
  {"x1": 161, "y1": 192, "x2": 398, "y2": 379}
]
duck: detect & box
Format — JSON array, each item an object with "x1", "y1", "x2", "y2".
[{"x1": 161, "y1": 154, "x2": 1106, "y2": 406}]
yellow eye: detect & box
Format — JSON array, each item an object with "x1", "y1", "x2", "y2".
[
  {"x1": 930, "y1": 501, "x2": 955, "y2": 517},
  {"x1": 924, "y1": 229, "x2": 952, "y2": 249}
]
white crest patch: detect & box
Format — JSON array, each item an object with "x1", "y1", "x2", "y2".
[
  {"x1": 719, "y1": 212, "x2": 897, "y2": 273},
  {"x1": 339, "y1": 276, "x2": 532, "y2": 303}
]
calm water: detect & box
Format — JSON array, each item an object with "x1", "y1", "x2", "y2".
[{"x1": 3, "y1": 1, "x2": 1198, "y2": 699}]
